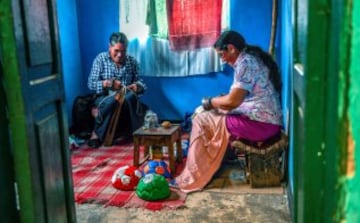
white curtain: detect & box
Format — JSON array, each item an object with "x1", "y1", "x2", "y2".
[
  {"x1": 120, "y1": 0, "x2": 229, "y2": 77},
  {"x1": 120, "y1": 0, "x2": 149, "y2": 40}
]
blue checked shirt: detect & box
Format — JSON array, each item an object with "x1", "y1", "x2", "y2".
[{"x1": 87, "y1": 52, "x2": 146, "y2": 94}]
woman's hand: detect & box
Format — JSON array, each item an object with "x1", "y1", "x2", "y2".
[
  {"x1": 201, "y1": 97, "x2": 213, "y2": 110},
  {"x1": 212, "y1": 88, "x2": 248, "y2": 111}
]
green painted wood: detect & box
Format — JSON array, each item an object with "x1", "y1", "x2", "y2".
[
  {"x1": 292, "y1": 64, "x2": 304, "y2": 223},
  {"x1": 322, "y1": 0, "x2": 348, "y2": 222},
  {"x1": 292, "y1": 0, "x2": 310, "y2": 222},
  {"x1": 0, "y1": 59, "x2": 19, "y2": 222},
  {"x1": 292, "y1": 2, "x2": 306, "y2": 222},
  {"x1": 0, "y1": 1, "x2": 37, "y2": 222},
  {"x1": 346, "y1": 0, "x2": 360, "y2": 221},
  {"x1": 293, "y1": 0, "x2": 349, "y2": 222},
  {"x1": 303, "y1": 3, "x2": 328, "y2": 218}
]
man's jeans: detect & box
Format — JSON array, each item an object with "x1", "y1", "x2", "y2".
[{"x1": 93, "y1": 91, "x2": 147, "y2": 141}]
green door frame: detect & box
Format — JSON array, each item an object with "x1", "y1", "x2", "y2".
[
  {"x1": 0, "y1": 56, "x2": 19, "y2": 222},
  {"x1": 293, "y1": 0, "x2": 351, "y2": 222}
]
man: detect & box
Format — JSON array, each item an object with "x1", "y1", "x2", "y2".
[{"x1": 87, "y1": 32, "x2": 147, "y2": 148}]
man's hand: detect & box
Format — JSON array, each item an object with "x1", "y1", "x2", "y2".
[
  {"x1": 102, "y1": 79, "x2": 122, "y2": 89},
  {"x1": 103, "y1": 79, "x2": 113, "y2": 88},
  {"x1": 112, "y1": 80, "x2": 122, "y2": 90},
  {"x1": 127, "y1": 83, "x2": 137, "y2": 92}
]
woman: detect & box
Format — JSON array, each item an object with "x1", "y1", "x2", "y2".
[{"x1": 173, "y1": 30, "x2": 283, "y2": 193}]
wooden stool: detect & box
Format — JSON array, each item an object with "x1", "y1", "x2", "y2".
[
  {"x1": 231, "y1": 132, "x2": 288, "y2": 188},
  {"x1": 133, "y1": 125, "x2": 183, "y2": 175}
]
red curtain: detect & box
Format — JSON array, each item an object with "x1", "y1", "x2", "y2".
[{"x1": 167, "y1": 0, "x2": 223, "y2": 51}]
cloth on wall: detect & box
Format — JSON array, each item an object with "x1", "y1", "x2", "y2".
[
  {"x1": 146, "y1": 0, "x2": 229, "y2": 39},
  {"x1": 146, "y1": 0, "x2": 168, "y2": 39},
  {"x1": 127, "y1": 38, "x2": 222, "y2": 77},
  {"x1": 119, "y1": 0, "x2": 226, "y2": 77},
  {"x1": 166, "y1": 0, "x2": 223, "y2": 51}
]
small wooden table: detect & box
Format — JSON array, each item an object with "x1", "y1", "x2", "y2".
[{"x1": 133, "y1": 125, "x2": 183, "y2": 174}]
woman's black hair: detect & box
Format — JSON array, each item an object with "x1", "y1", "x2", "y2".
[
  {"x1": 214, "y1": 31, "x2": 282, "y2": 94},
  {"x1": 214, "y1": 30, "x2": 246, "y2": 51}
]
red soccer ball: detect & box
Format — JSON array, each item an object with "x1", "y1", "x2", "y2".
[{"x1": 111, "y1": 165, "x2": 143, "y2": 190}]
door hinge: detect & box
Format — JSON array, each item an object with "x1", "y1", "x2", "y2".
[{"x1": 14, "y1": 182, "x2": 21, "y2": 210}]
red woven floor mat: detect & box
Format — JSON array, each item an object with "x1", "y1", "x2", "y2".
[{"x1": 71, "y1": 144, "x2": 186, "y2": 210}]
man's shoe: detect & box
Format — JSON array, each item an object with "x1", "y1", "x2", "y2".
[
  {"x1": 113, "y1": 136, "x2": 133, "y2": 145},
  {"x1": 87, "y1": 138, "x2": 101, "y2": 148}
]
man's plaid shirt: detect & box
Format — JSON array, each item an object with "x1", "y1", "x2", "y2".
[{"x1": 87, "y1": 52, "x2": 146, "y2": 94}]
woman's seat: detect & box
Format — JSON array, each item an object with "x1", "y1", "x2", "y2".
[{"x1": 231, "y1": 132, "x2": 288, "y2": 188}]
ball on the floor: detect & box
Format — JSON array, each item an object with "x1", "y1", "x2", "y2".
[
  {"x1": 143, "y1": 159, "x2": 172, "y2": 178},
  {"x1": 135, "y1": 173, "x2": 171, "y2": 201},
  {"x1": 111, "y1": 165, "x2": 142, "y2": 190}
]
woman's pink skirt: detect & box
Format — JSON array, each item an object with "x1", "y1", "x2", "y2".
[
  {"x1": 175, "y1": 111, "x2": 281, "y2": 193},
  {"x1": 175, "y1": 110, "x2": 230, "y2": 193}
]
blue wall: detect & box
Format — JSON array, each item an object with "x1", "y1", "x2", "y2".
[
  {"x1": 279, "y1": 1, "x2": 294, "y2": 195},
  {"x1": 76, "y1": 0, "x2": 120, "y2": 95},
  {"x1": 57, "y1": 0, "x2": 83, "y2": 120},
  {"x1": 58, "y1": 0, "x2": 279, "y2": 122},
  {"x1": 230, "y1": 0, "x2": 272, "y2": 50}
]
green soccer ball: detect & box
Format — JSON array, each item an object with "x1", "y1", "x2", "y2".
[{"x1": 136, "y1": 173, "x2": 171, "y2": 201}]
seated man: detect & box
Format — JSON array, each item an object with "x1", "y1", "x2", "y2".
[{"x1": 87, "y1": 32, "x2": 147, "y2": 148}]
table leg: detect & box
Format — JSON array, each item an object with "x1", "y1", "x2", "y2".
[
  {"x1": 133, "y1": 138, "x2": 140, "y2": 167},
  {"x1": 144, "y1": 145, "x2": 149, "y2": 158},
  {"x1": 176, "y1": 137, "x2": 183, "y2": 163},
  {"x1": 140, "y1": 145, "x2": 150, "y2": 164},
  {"x1": 167, "y1": 141, "x2": 176, "y2": 175}
]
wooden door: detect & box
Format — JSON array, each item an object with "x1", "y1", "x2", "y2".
[
  {"x1": 292, "y1": 0, "x2": 348, "y2": 222},
  {"x1": 0, "y1": 0, "x2": 76, "y2": 222}
]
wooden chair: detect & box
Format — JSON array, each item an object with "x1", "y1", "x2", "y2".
[{"x1": 231, "y1": 132, "x2": 288, "y2": 188}]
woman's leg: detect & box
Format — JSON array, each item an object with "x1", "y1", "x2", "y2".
[
  {"x1": 175, "y1": 110, "x2": 230, "y2": 193},
  {"x1": 226, "y1": 114, "x2": 282, "y2": 142}
]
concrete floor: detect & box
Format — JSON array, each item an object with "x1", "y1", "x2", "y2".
[
  {"x1": 75, "y1": 160, "x2": 292, "y2": 223},
  {"x1": 76, "y1": 191, "x2": 291, "y2": 223}
]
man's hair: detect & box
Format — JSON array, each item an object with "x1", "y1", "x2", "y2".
[{"x1": 109, "y1": 32, "x2": 128, "y2": 47}]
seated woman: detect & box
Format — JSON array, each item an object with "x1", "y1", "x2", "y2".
[{"x1": 173, "y1": 30, "x2": 283, "y2": 193}]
